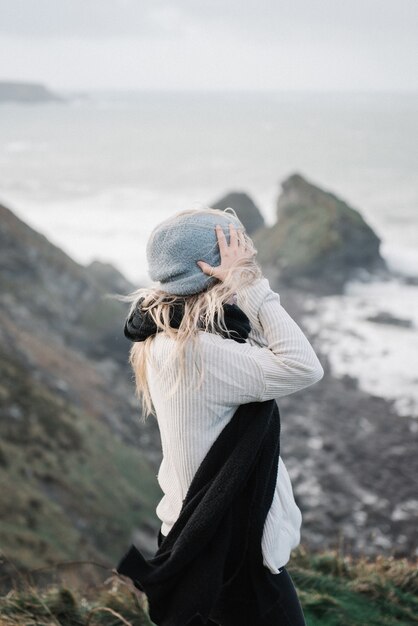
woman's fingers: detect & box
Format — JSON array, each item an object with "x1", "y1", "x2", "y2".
[
  {"x1": 237, "y1": 229, "x2": 246, "y2": 249},
  {"x1": 229, "y1": 222, "x2": 238, "y2": 249},
  {"x1": 197, "y1": 223, "x2": 247, "y2": 282},
  {"x1": 196, "y1": 260, "x2": 214, "y2": 276},
  {"x1": 216, "y1": 224, "x2": 228, "y2": 255}
]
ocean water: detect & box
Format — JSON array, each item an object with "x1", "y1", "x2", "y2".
[
  {"x1": 1, "y1": 90, "x2": 417, "y2": 283},
  {"x1": 1, "y1": 90, "x2": 417, "y2": 416}
]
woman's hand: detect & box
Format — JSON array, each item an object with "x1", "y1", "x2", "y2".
[{"x1": 197, "y1": 223, "x2": 253, "y2": 282}]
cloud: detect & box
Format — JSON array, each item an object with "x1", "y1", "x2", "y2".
[
  {"x1": 1, "y1": 0, "x2": 417, "y2": 43},
  {"x1": 0, "y1": 1, "x2": 190, "y2": 39},
  {"x1": 0, "y1": 0, "x2": 416, "y2": 90}
]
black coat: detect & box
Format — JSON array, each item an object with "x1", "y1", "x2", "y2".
[{"x1": 116, "y1": 397, "x2": 281, "y2": 626}]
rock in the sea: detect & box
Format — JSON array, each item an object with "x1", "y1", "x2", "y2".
[
  {"x1": 365, "y1": 311, "x2": 413, "y2": 328},
  {"x1": 210, "y1": 191, "x2": 265, "y2": 234},
  {"x1": 253, "y1": 173, "x2": 387, "y2": 292},
  {"x1": 0, "y1": 81, "x2": 64, "y2": 103}
]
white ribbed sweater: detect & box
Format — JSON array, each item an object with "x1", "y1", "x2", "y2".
[{"x1": 146, "y1": 277, "x2": 324, "y2": 574}]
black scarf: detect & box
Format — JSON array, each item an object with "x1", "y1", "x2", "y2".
[
  {"x1": 116, "y1": 299, "x2": 281, "y2": 626},
  {"x1": 124, "y1": 297, "x2": 252, "y2": 344}
]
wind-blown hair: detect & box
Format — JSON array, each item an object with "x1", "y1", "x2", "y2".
[{"x1": 111, "y1": 207, "x2": 262, "y2": 420}]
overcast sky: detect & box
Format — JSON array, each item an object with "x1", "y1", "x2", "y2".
[{"x1": 0, "y1": 0, "x2": 417, "y2": 91}]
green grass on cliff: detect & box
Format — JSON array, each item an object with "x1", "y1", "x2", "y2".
[
  {"x1": 0, "y1": 547, "x2": 417, "y2": 626},
  {"x1": 290, "y1": 547, "x2": 418, "y2": 626},
  {"x1": 0, "y1": 347, "x2": 160, "y2": 576}
]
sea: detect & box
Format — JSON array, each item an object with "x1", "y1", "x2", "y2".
[{"x1": 0, "y1": 90, "x2": 417, "y2": 417}]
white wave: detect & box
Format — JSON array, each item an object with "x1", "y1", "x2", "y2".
[
  {"x1": 381, "y1": 241, "x2": 418, "y2": 278},
  {"x1": 302, "y1": 277, "x2": 418, "y2": 418}
]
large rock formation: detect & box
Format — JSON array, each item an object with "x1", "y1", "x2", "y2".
[
  {"x1": 253, "y1": 173, "x2": 387, "y2": 292},
  {"x1": 210, "y1": 191, "x2": 265, "y2": 234},
  {"x1": 0, "y1": 81, "x2": 65, "y2": 103}
]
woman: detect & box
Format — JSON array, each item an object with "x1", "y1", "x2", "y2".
[{"x1": 117, "y1": 207, "x2": 324, "y2": 626}]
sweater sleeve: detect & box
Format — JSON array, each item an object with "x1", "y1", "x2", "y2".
[{"x1": 205, "y1": 277, "x2": 324, "y2": 405}]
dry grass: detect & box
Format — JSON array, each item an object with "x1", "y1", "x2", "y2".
[{"x1": 0, "y1": 546, "x2": 417, "y2": 626}]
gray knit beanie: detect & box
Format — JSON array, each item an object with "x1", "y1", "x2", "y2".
[{"x1": 146, "y1": 209, "x2": 244, "y2": 296}]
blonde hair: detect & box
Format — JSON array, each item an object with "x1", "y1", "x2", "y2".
[{"x1": 110, "y1": 207, "x2": 262, "y2": 421}]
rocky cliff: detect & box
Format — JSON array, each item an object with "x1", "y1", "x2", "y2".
[
  {"x1": 0, "y1": 203, "x2": 162, "y2": 584},
  {"x1": 1, "y1": 203, "x2": 131, "y2": 364}
]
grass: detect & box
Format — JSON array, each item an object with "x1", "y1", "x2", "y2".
[
  {"x1": 0, "y1": 546, "x2": 417, "y2": 626},
  {"x1": 0, "y1": 347, "x2": 161, "y2": 575},
  {"x1": 0, "y1": 583, "x2": 153, "y2": 626},
  {"x1": 289, "y1": 546, "x2": 418, "y2": 625}
]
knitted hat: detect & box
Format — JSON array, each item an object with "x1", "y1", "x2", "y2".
[{"x1": 146, "y1": 209, "x2": 244, "y2": 296}]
